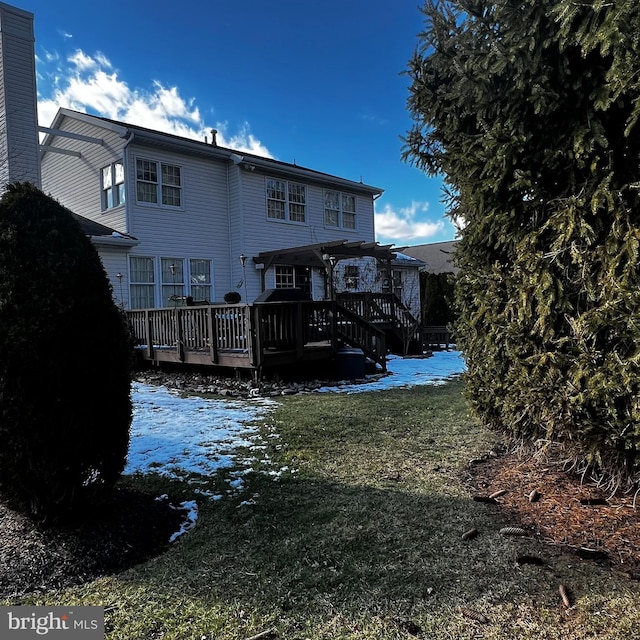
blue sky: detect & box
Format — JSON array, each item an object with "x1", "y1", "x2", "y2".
[{"x1": 26, "y1": 0, "x2": 457, "y2": 247}]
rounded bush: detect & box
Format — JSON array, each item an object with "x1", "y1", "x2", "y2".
[
  {"x1": 0, "y1": 182, "x2": 132, "y2": 520},
  {"x1": 224, "y1": 291, "x2": 242, "y2": 304}
]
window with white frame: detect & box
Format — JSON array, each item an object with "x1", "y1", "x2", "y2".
[
  {"x1": 266, "y1": 178, "x2": 306, "y2": 223},
  {"x1": 136, "y1": 158, "x2": 182, "y2": 207},
  {"x1": 129, "y1": 256, "x2": 155, "y2": 309},
  {"x1": 324, "y1": 190, "x2": 357, "y2": 230},
  {"x1": 101, "y1": 161, "x2": 125, "y2": 210},
  {"x1": 275, "y1": 265, "x2": 295, "y2": 288},
  {"x1": 275, "y1": 265, "x2": 311, "y2": 295},
  {"x1": 189, "y1": 259, "x2": 212, "y2": 302},
  {"x1": 161, "y1": 258, "x2": 185, "y2": 306}
]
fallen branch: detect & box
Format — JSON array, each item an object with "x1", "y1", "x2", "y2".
[{"x1": 244, "y1": 629, "x2": 277, "y2": 640}]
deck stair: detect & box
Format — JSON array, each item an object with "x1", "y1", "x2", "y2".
[{"x1": 336, "y1": 292, "x2": 422, "y2": 355}]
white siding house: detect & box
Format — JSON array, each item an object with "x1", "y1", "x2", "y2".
[{"x1": 41, "y1": 108, "x2": 421, "y2": 315}]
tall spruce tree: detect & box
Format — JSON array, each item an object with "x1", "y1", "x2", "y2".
[{"x1": 404, "y1": 1, "x2": 640, "y2": 483}]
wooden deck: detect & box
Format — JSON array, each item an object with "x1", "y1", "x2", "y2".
[{"x1": 126, "y1": 300, "x2": 387, "y2": 377}]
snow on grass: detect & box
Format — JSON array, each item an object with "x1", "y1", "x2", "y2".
[
  {"x1": 126, "y1": 351, "x2": 465, "y2": 541},
  {"x1": 318, "y1": 350, "x2": 466, "y2": 393},
  {"x1": 125, "y1": 384, "x2": 276, "y2": 479}
]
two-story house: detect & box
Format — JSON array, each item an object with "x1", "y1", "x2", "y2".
[{"x1": 40, "y1": 109, "x2": 423, "y2": 320}]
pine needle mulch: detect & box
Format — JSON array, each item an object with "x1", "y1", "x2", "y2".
[{"x1": 469, "y1": 451, "x2": 640, "y2": 580}]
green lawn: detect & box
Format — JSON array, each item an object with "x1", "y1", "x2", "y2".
[{"x1": 9, "y1": 379, "x2": 640, "y2": 639}]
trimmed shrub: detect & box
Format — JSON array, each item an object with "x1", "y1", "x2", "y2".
[
  {"x1": 0, "y1": 182, "x2": 132, "y2": 520},
  {"x1": 224, "y1": 291, "x2": 242, "y2": 304}
]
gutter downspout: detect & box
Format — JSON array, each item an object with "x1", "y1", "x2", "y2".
[{"x1": 122, "y1": 131, "x2": 135, "y2": 236}]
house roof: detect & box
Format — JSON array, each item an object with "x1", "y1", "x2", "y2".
[
  {"x1": 72, "y1": 213, "x2": 139, "y2": 248},
  {"x1": 41, "y1": 108, "x2": 384, "y2": 196},
  {"x1": 402, "y1": 240, "x2": 459, "y2": 274},
  {"x1": 253, "y1": 239, "x2": 402, "y2": 271}
]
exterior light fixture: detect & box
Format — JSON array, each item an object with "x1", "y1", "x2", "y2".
[
  {"x1": 116, "y1": 272, "x2": 124, "y2": 309},
  {"x1": 239, "y1": 254, "x2": 248, "y2": 302}
]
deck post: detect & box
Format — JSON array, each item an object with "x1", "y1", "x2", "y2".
[
  {"x1": 175, "y1": 308, "x2": 185, "y2": 362},
  {"x1": 206, "y1": 306, "x2": 218, "y2": 363},
  {"x1": 295, "y1": 302, "x2": 304, "y2": 358},
  {"x1": 145, "y1": 310, "x2": 154, "y2": 360},
  {"x1": 251, "y1": 304, "x2": 264, "y2": 370},
  {"x1": 330, "y1": 299, "x2": 338, "y2": 355}
]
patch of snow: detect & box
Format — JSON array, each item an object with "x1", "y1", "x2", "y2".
[
  {"x1": 317, "y1": 350, "x2": 465, "y2": 393},
  {"x1": 126, "y1": 351, "x2": 466, "y2": 540}
]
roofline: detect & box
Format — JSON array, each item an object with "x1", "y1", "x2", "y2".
[
  {"x1": 0, "y1": 2, "x2": 34, "y2": 21},
  {"x1": 43, "y1": 108, "x2": 384, "y2": 195},
  {"x1": 88, "y1": 235, "x2": 139, "y2": 248}
]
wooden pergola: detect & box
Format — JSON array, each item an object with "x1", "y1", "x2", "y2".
[{"x1": 252, "y1": 240, "x2": 403, "y2": 293}]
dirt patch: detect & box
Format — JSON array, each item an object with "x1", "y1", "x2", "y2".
[
  {"x1": 0, "y1": 487, "x2": 186, "y2": 599},
  {"x1": 468, "y1": 449, "x2": 640, "y2": 578}
]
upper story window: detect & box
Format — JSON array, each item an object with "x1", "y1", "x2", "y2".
[
  {"x1": 266, "y1": 178, "x2": 306, "y2": 223},
  {"x1": 136, "y1": 158, "x2": 182, "y2": 208},
  {"x1": 324, "y1": 190, "x2": 357, "y2": 230},
  {"x1": 101, "y1": 161, "x2": 125, "y2": 210}
]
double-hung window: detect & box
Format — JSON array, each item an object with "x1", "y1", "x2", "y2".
[
  {"x1": 101, "y1": 161, "x2": 125, "y2": 210},
  {"x1": 189, "y1": 259, "x2": 212, "y2": 302},
  {"x1": 136, "y1": 158, "x2": 182, "y2": 207},
  {"x1": 161, "y1": 258, "x2": 185, "y2": 307},
  {"x1": 129, "y1": 256, "x2": 155, "y2": 309},
  {"x1": 266, "y1": 178, "x2": 306, "y2": 223},
  {"x1": 324, "y1": 190, "x2": 357, "y2": 230}
]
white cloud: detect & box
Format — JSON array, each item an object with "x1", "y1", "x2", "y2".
[
  {"x1": 374, "y1": 200, "x2": 445, "y2": 244},
  {"x1": 37, "y1": 49, "x2": 273, "y2": 158}
]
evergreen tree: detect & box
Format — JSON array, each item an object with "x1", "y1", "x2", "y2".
[
  {"x1": 421, "y1": 272, "x2": 457, "y2": 327},
  {"x1": 0, "y1": 183, "x2": 132, "y2": 520},
  {"x1": 404, "y1": 1, "x2": 640, "y2": 483}
]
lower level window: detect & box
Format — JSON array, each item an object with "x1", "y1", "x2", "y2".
[
  {"x1": 129, "y1": 257, "x2": 213, "y2": 308},
  {"x1": 189, "y1": 259, "x2": 212, "y2": 302},
  {"x1": 275, "y1": 265, "x2": 311, "y2": 295},
  {"x1": 129, "y1": 256, "x2": 155, "y2": 308},
  {"x1": 161, "y1": 258, "x2": 185, "y2": 307}
]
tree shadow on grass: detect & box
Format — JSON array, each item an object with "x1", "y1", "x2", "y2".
[
  {"x1": 0, "y1": 483, "x2": 187, "y2": 600},
  {"x1": 122, "y1": 471, "x2": 609, "y2": 634}
]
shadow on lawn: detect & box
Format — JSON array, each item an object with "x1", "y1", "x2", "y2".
[{"x1": 132, "y1": 471, "x2": 577, "y2": 619}]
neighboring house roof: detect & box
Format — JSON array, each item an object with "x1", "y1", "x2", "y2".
[
  {"x1": 402, "y1": 240, "x2": 459, "y2": 274},
  {"x1": 72, "y1": 213, "x2": 139, "y2": 248},
  {"x1": 41, "y1": 108, "x2": 384, "y2": 197},
  {"x1": 392, "y1": 252, "x2": 427, "y2": 268}
]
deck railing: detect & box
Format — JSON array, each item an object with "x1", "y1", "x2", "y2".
[
  {"x1": 126, "y1": 299, "x2": 388, "y2": 371},
  {"x1": 127, "y1": 304, "x2": 251, "y2": 363}
]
